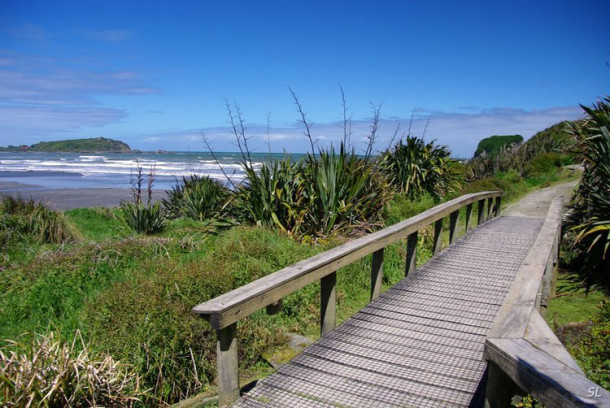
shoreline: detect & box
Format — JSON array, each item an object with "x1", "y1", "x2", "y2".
[{"x1": 0, "y1": 184, "x2": 166, "y2": 210}]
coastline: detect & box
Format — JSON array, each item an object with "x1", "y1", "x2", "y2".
[{"x1": 0, "y1": 183, "x2": 166, "y2": 210}]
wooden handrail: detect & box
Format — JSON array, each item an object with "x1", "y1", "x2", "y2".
[
  {"x1": 485, "y1": 197, "x2": 610, "y2": 407},
  {"x1": 192, "y1": 191, "x2": 503, "y2": 406}
]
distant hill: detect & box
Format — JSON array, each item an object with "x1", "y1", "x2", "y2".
[
  {"x1": 27, "y1": 137, "x2": 131, "y2": 153},
  {"x1": 474, "y1": 135, "x2": 523, "y2": 158},
  {"x1": 526, "y1": 121, "x2": 576, "y2": 153}
]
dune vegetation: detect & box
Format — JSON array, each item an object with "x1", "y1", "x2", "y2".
[{"x1": 1, "y1": 97, "x2": 606, "y2": 406}]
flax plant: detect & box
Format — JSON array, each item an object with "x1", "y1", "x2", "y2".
[{"x1": 566, "y1": 97, "x2": 610, "y2": 285}]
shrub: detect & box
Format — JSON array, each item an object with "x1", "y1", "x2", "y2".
[
  {"x1": 381, "y1": 136, "x2": 456, "y2": 201},
  {"x1": 0, "y1": 331, "x2": 146, "y2": 407},
  {"x1": 163, "y1": 175, "x2": 229, "y2": 221},
  {"x1": 83, "y1": 226, "x2": 318, "y2": 404},
  {"x1": 526, "y1": 152, "x2": 563, "y2": 175}
]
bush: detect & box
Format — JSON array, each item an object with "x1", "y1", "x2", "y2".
[
  {"x1": 0, "y1": 331, "x2": 146, "y2": 407},
  {"x1": 381, "y1": 136, "x2": 456, "y2": 201},
  {"x1": 83, "y1": 226, "x2": 318, "y2": 404},
  {"x1": 163, "y1": 175, "x2": 229, "y2": 221},
  {"x1": 526, "y1": 152, "x2": 563, "y2": 175}
]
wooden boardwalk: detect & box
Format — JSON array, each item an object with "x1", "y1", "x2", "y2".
[{"x1": 233, "y1": 215, "x2": 544, "y2": 407}]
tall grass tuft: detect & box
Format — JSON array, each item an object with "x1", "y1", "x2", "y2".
[
  {"x1": 0, "y1": 196, "x2": 81, "y2": 244},
  {"x1": 0, "y1": 331, "x2": 147, "y2": 407}
]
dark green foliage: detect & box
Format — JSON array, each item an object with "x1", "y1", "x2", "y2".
[
  {"x1": 233, "y1": 157, "x2": 309, "y2": 236},
  {"x1": 474, "y1": 134, "x2": 523, "y2": 158},
  {"x1": 28, "y1": 137, "x2": 130, "y2": 152},
  {"x1": 163, "y1": 175, "x2": 229, "y2": 221},
  {"x1": 0, "y1": 196, "x2": 81, "y2": 244},
  {"x1": 381, "y1": 136, "x2": 456, "y2": 201},
  {"x1": 566, "y1": 97, "x2": 610, "y2": 285}
]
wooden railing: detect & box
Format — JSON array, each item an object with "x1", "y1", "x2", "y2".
[
  {"x1": 192, "y1": 191, "x2": 503, "y2": 405},
  {"x1": 485, "y1": 197, "x2": 610, "y2": 407}
]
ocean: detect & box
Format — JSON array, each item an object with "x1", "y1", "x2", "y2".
[{"x1": 0, "y1": 151, "x2": 299, "y2": 191}]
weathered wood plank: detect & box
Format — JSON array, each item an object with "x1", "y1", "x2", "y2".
[
  {"x1": 486, "y1": 338, "x2": 610, "y2": 407},
  {"x1": 487, "y1": 197, "x2": 563, "y2": 339},
  {"x1": 217, "y1": 323, "x2": 239, "y2": 406}
]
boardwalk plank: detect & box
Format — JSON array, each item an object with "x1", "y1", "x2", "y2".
[{"x1": 233, "y1": 216, "x2": 544, "y2": 407}]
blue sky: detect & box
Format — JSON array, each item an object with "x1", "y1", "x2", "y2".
[{"x1": 0, "y1": 0, "x2": 608, "y2": 157}]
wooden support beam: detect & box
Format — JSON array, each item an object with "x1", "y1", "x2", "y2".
[
  {"x1": 370, "y1": 249, "x2": 384, "y2": 301},
  {"x1": 433, "y1": 219, "x2": 443, "y2": 255},
  {"x1": 494, "y1": 196, "x2": 502, "y2": 217},
  {"x1": 478, "y1": 199, "x2": 485, "y2": 225},
  {"x1": 487, "y1": 197, "x2": 494, "y2": 220},
  {"x1": 216, "y1": 323, "x2": 239, "y2": 406},
  {"x1": 449, "y1": 210, "x2": 459, "y2": 244},
  {"x1": 405, "y1": 232, "x2": 418, "y2": 277},
  {"x1": 465, "y1": 203, "x2": 474, "y2": 232},
  {"x1": 320, "y1": 272, "x2": 336, "y2": 336}
]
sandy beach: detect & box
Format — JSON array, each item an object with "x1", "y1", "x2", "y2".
[{"x1": 0, "y1": 181, "x2": 166, "y2": 210}]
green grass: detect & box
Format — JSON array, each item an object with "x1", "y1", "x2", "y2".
[
  {"x1": 545, "y1": 272, "x2": 608, "y2": 329},
  {"x1": 66, "y1": 207, "x2": 129, "y2": 241}
]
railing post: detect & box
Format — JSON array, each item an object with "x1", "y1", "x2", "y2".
[
  {"x1": 477, "y1": 199, "x2": 485, "y2": 225},
  {"x1": 494, "y1": 196, "x2": 502, "y2": 217},
  {"x1": 217, "y1": 323, "x2": 239, "y2": 406},
  {"x1": 465, "y1": 203, "x2": 474, "y2": 232},
  {"x1": 320, "y1": 272, "x2": 336, "y2": 336},
  {"x1": 433, "y1": 219, "x2": 443, "y2": 255},
  {"x1": 449, "y1": 210, "x2": 459, "y2": 244},
  {"x1": 487, "y1": 197, "x2": 494, "y2": 220},
  {"x1": 405, "y1": 231, "x2": 418, "y2": 277},
  {"x1": 370, "y1": 249, "x2": 384, "y2": 301}
]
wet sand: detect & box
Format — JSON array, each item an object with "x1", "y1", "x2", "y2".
[{"x1": 0, "y1": 182, "x2": 165, "y2": 210}]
